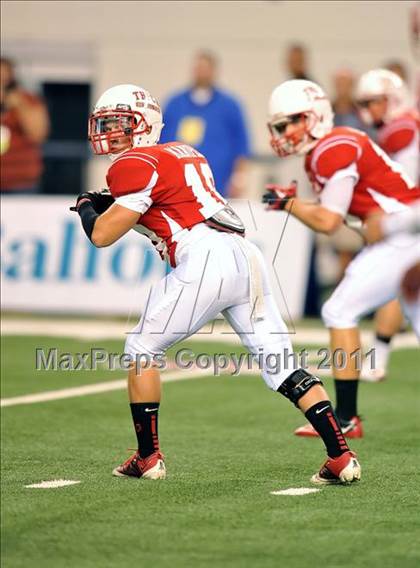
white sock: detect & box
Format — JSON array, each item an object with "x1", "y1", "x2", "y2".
[{"x1": 372, "y1": 337, "x2": 392, "y2": 371}]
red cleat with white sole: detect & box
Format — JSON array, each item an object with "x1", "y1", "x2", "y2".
[
  {"x1": 294, "y1": 416, "x2": 363, "y2": 438},
  {"x1": 311, "y1": 451, "x2": 361, "y2": 485},
  {"x1": 112, "y1": 450, "x2": 166, "y2": 480}
]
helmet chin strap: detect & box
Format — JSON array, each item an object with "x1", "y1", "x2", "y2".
[
  {"x1": 271, "y1": 130, "x2": 317, "y2": 157},
  {"x1": 287, "y1": 125, "x2": 313, "y2": 155},
  {"x1": 107, "y1": 128, "x2": 147, "y2": 160},
  {"x1": 108, "y1": 146, "x2": 132, "y2": 161},
  {"x1": 296, "y1": 136, "x2": 317, "y2": 155}
]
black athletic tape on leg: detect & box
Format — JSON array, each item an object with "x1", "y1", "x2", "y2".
[
  {"x1": 277, "y1": 369, "x2": 323, "y2": 406},
  {"x1": 78, "y1": 200, "x2": 99, "y2": 242}
]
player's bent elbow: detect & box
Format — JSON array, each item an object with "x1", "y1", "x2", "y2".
[
  {"x1": 320, "y1": 214, "x2": 343, "y2": 235},
  {"x1": 91, "y1": 228, "x2": 111, "y2": 248},
  {"x1": 322, "y1": 224, "x2": 339, "y2": 236}
]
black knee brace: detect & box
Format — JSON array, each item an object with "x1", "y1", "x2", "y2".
[{"x1": 277, "y1": 369, "x2": 323, "y2": 406}]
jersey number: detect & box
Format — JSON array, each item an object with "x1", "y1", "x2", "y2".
[{"x1": 184, "y1": 163, "x2": 223, "y2": 216}]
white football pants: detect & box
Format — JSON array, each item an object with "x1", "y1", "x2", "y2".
[
  {"x1": 125, "y1": 224, "x2": 299, "y2": 390},
  {"x1": 321, "y1": 232, "x2": 420, "y2": 337}
]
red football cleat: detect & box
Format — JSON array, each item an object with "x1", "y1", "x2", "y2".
[
  {"x1": 294, "y1": 416, "x2": 363, "y2": 438},
  {"x1": 311, "y1": 450, "x2": 361, "y2": 485},
  {"x1": 112, "y1": 450, "x2": 166, "y2": 479}
]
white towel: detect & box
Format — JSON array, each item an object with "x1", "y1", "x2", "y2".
[{"x1": 234, "y1": 236, "x2": 265, "y2": 321}]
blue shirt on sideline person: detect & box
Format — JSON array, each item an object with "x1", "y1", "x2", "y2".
[{"x1": 160, "y1": 87, "x2": 251, "y2": 197}]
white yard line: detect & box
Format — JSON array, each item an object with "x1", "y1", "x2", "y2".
[
  {"x1": 1, "y1": 363, "x2": 328, "y2": 409},
  {"x1": 1, "y1": 317, "x2": 418, "y2": 348},
  {"x1": 25, "y1": 480, "x2": 81, "y2": 489},
  {"x1": 271, "y1": 488, "x2": 320, "y2": 496},
  {"x1": 1, "y1": 368, "x2": 214, "y2": 408}
]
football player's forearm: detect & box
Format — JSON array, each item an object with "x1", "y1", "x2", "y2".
[
  {"x1": 91, "y1": 204, "x2": 141, "y2": 247},
  {"x1": 91, "y1": 218, "x2": 114, "y2": 247},
  {"x1": 284, "y1": 198, "x2": 343, "y2": 234},
  {"x1": 91, "y1": 215, "x2": 126, "y2": 247}
]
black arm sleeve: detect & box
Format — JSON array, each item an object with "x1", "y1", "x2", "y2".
[{"x1": 78, "y1": 200, "x2": 99, "y2": 241}]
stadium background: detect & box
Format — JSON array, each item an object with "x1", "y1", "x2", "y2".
[
  {"x1": 2, "y1": 2, "x2": 419, "y2": 568},
  {"x1": 2, "y1": 0, "x2": 419, "y2": 319}
]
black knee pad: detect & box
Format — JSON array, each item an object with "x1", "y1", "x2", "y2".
[{"x1": 277, "y1": 369, "x2": 323, "y2": 406}]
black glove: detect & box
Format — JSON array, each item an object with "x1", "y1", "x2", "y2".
[
  {"x1": 70, "y1": 189, "x2": 115, "y2": 214},
  {"x1": 262, "y1": 181, "x2": 297, "y2": 211}
]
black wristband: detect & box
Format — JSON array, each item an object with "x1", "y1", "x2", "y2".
[
  {"x1": 78, "y1": 200, "x2": 99, "y2": 241},
  {"x1": 278, "y1": 196, "x2": 291, "y2": 211}
]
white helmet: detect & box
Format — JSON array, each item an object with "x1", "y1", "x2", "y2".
[
  {"x1": 268, "y1": 80, "x2": 334, "y2": 156},
  {"x1": 355, "y1": 69, "x2": 410, "y2": 125},
  {"x1": 88, "y1": 84, "x2": 164, "y2": 156}
]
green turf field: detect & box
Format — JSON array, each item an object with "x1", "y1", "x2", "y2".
[{"x1": 1, "y1": 334, "x2": 420, "y2": 568}]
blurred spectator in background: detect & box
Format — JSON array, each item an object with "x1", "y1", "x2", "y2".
[
  {"x1": 160, "y1": 50, "x2": 251, "y2": 197},
  {"x1": 410, "y1": 2, "x2": 420, "y2": 63},
  {"x1": 285, "y1": 43, "x2": 313, "y2": 81},
  {"x1": 332, "y1": 68, "x2": 365, "y2": 129},
  {"x1": 1, "y1": 57, "x2": 49, "y2": 193},
  {"x1": 384, "y1": 59, "x2": 408, "y2": 82}
]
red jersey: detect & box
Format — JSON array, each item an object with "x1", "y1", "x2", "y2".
[
  {"x1": 106, "y1": 143, "x2": 226, "y2": 265},
  {"x1": 305, "y1": 126, "x2": 420, "y2": 220},
  {"x1": 377, "y1": 111, "x2": 419, "y2": 155},
  {"x1": 377, "y1": 111, "x2": 419, "y2": 183}
]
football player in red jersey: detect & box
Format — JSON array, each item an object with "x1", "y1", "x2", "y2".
[
  {"x1": 356, "y1": 69, "x2": 419, "y2": 183},
  {"x1": 264, "y1": 79, "x2": 420, "y2": 438},
  {"x1": 355, "y1": 69, "x2": 420, "y2": 381},
  {"x1": 71, "y1": 84, "x2": 361, "y2": 485}
]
